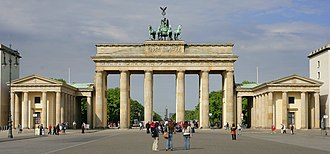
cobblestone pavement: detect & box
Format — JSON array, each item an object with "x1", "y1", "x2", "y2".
[{"x1": 0, "y1": 128, "x2": 329, "y2": 154}]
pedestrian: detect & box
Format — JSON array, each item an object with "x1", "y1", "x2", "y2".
[
  {"x1": 48, "y1": 125, "x2": 52, "y2": 135},
  {"x1": 237, "y1": 123, "x2": 242, "y2": 135},
  {"x1": 146, "y1": 121, "x2": 150, "y2": 134},
  {"x1": 139, "y1": 122, "x2": 143, "y2": 130},
  {"x1": 290, "y1": 124, "x2": 294, "y2": 135},
  {"x1": 182, "y1": 121, "x2": 192, "y2": 150},
  {"x1": 225, "y1": 122, "x2": 229, "y2": 130},
  {"x1": 191, "y1": 120, "x2": 195, "y2": 134},
  {"x1": 18, "y1": 124, "x2": 22, "y2": 134},
  {"x1": 165, "y1": 120, "x2": 175, "y2": 151},
  {"x1": 151, "y1": 122, "x2": 159, "y2": 151},
  {"x1": 271, "y1": 124, "x2": 276, "y2": 134},
  {"x1": 53, "y1": 125, "x2": 56, "y2": 135},
  {"x1": 81, "y1": 122, "x2": 85, "y2": 134},
  {"x1": 39, "y1": 124, "x2": 44, "y2": 136},
  {"x1": 56, "y1": 124, "x2": 60, "y2": 135},
  {"x1": 231, "y1": 124, "x2": 237, "y2": 140}
]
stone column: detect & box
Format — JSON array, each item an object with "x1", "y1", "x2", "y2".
[
  {"x1": 255, "y1": 95, "x2": 259, "y2": 127},
  {"x1": 272, "y1": 93, "x2": 276, "y2": 126},
  {"x1": 14, "y1": 93, "x2": 20, "y2": 128},
  {"x1": 237, "y1": 96, "x2": 242, "y2": 125},
  {"x1": 56, "y1": 92, "x2": 61, "y2": 125},
  {"x1": 301, "y1": 92, "x2": 307, "y2": 129},
  {"x1": 22, "y1": 92, "x2": 28, "y2": 128},
  {"x1": 41, "y1": 92, "x2": 47, "y2": 126},
  {"x1": 60, "y1": 93, "x2": 65, "y2": 123},
  {"x1": 268, "y1": 92, "x2": 273, "y2": 127},
  {"x1": 120, "y1": 70, "x2": 129, "y2": 129},
  {"x1": 70, "y1": 95, "x2": 74, "y2": 126},
  {"x1": 222, "y1": 72, "x2": 227, "y2": 126},
  {"x1": 200, "y1": 70, "x2": 209, "y2": 128},
  {"x1": 314, "y1": 92, "x2": 320, "y2": 128},
  {"x1": 87, "y1": 96, "x2": 92, "y2": 126},
  {"x1": 95, "y1": 71, "x2": 104, "y2": 128},
  {"x1": 282, "y1": 92, "x2": 288, "y2": 126},
  {"x1": 225, "y1": 70, "x2": 234, "y2": 126},
  {"x1": 102, "y1": 71, "x2": 108, "y2": 128},
  {"x1": 252, "y1": 96, "x2": 256, "y2": 128},
  {"x1": 176, "y1": 70, "x2": 185, "y2": 123},
  {"x1": 127, "y1": 73, "x2": 131, "y2": 128},
  {"x1": 261, "y1": 94, "x2": 265, "y2": 128},
  {"x1": 144, "y1": 70, "x2": 153, "y2": 124},
  {"x1": 10, "y1": 92, "x2": 15, "y2": 128}
]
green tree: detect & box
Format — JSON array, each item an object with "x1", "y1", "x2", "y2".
[
  {"x1": 209, "y1": 91, "x2": 222, "y2": 125},
  {"x1": 130, "y1": 99, "x2": 144, "y2": 122},
  {"x1": 52, "y1": 78, "x2": 67, "y2": 84},
  {"x1": 81, "y1": 97, "x2": 87, "y2": 123},
  {"x1": 107, "y1": 88, "x2": 120, "y2": 123}
]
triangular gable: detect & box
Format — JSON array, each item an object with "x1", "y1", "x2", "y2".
[
  {"x1": 12, "y1": 74, "x2": 63, "y2": 85},
  {"x1": 267, "y1": 74, "x2": 322, "y2": 85}
]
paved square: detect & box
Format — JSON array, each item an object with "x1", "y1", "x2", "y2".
[{"x1": 0, "y1": 129, "x2": 329, "y2": 154}]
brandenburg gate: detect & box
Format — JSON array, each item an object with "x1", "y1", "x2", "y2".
[{"x1": 91, "y1": 7, "x2": 238, "y2": 129}]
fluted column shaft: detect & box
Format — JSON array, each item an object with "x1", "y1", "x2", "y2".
[
  {"x1": 314, "y1": 92, "x2": 320, "y2": 128},
  {"x1": 55, "y1": 92, "x2": 61, "y2": 125},
  {"x1": 144, "y1": 71, "x2": 153, "y2": 124},
  {"x1": 237, "y1": 96, "x2": 242, "y2": 125},
  {"x1": 301, "y1": 92, "x2": 307, "y2": 129},
  {"x1": 282, "y1": 92, "x2": 288, "y2": 125},
  {"x1": 60, "y1": 93, "x2": 65, "y2": 123},
  {"x1": 268, "y1": 92, "x2": 273, "y2": 127},
  {"x1": 22, "y1": 92, "x2": 28, "y2": 128},
  {"x1": 200, "y1": 71, "x2": 209, "y2": 128},
  {"x1": 41, "y1": 92, "x2": 47, "y2": 127},
  {"x1": 95, "y1": 71, "x2": 104, "y2": 128},
  {"x1": 225, "y1": 71, "x2": 234, "y2": 125},
  {"x1": 120, "y1": 70, "x2": 129, "y2": 129},
  {"x1": 14, "y1": 93, "x2": 20, "y2": 128},
  {"x1": 176, "y1": 71, "x2": 185, "y2": 123},
  {"x1": 10, "y1": 92, "x2": 15, "y2": 128},
  {"x1": 252, "y1": 96, "x2": 256, "y2": 128}
]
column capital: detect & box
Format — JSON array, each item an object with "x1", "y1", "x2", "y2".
[
  {"x1": 144, "y1": 70, "x2": 153, "y2": 73},
  {"x1": 177, "y1": 70, "x2": 185, "y2": 73}
]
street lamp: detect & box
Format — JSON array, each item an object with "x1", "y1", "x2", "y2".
[{"x1": 1, "y1": 48, "x2": 20, "y2": 139}]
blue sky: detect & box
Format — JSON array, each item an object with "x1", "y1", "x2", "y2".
[{"x1": 1, "y1": 0, "x2": 329, "y2": 116}]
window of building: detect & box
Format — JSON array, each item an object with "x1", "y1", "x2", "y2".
[
  {"x1": 288, "y1": 97, "x2": 295, "y2": 104},
  {"x1": 35, "y1": 97, "x2": 40, "y2": 104},
  {"x1": 34, "y1": 112, "x2": 41, "y2": 124},
  {"x1": 318, "y1": 72, "x2": 320, "y2": 79},
  {"x1": 317, "y1": 61, "x2": 320, "y2": 68},
  {"x1": 288, "y1": 112, "x2": 295, "y2": 126}
]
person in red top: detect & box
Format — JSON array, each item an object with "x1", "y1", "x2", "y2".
[
  {"x1": 231, "y1": 124, "x2": 237, "y2": 140},
  {"x1": 271, "y1": 125, "x2": 276, "y2": 134},
  {"x1": 48, "y1": 125, "x2": 52, "y2": 135}
]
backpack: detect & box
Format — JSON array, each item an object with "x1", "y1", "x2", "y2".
[{"x1": 151, "y1": 127, "x2": 157, "y2": 137}]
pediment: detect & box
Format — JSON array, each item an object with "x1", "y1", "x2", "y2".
[
  {"x1": 268, "y1": 74, "x2": 322, "y2": 86},
  {"x1": 12, "y1": 74, "x2": 63, "y2": 85}
]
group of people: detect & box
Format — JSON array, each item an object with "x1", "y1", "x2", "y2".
[
  {"x1": 277, "y1": 124, "x2": 295, "y2": 135},
  {"x1": 148, "y1": 120, "x2": 194, "y2": 151}
]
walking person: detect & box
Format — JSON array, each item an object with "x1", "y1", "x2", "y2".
[
  {"x1": 182, "y1": 121, "x2": 192, "y2": 150},
  {"x1": 81, "y1": 122, "x2": 85, "y2": 134},
  {"x1": 53, "y1": 125, "x2": 56, "y2": 135},
  {"x1": 48, "y1": 125, "x2": 52, "y2": 135},
  {"x1": 165, "y1": 120, "x2": 175, "y2": 151},
  {"x1": 151, "y1": 122, "x2": 159, "y2": 151},
  {"x1": 290, "y1": 124, "x2": 294, "y2": 135},
  {"x1": 18, "y1": 124, "x2": 22, "y2": 134},
  {"x1": 271, "y1": 124, "x2": 276, "y2": 134},
  {"x1": 237, "y1": 123, "x2": 242, "y2": 135},
  {"x1": 231, "y1": 124, "x2": 237, "y2": 140},
  {"x1": 146, "y1": 121, "x2": 150, "y2": 134}
]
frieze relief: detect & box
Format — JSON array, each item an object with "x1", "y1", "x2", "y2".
[
  {"x1": 97, "y1": 61, "x2": 233, "y2": 67},
  {"x1": 144, "y1": 45, "x2": 184, "y2": 53}
]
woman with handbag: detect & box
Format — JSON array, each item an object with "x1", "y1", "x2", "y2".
[
  {"x1": 165, "y1": 120, "x2": 175, "y2": 151},
  {"x1": 182, "y1": 121, "x2": 192, "y2": 150}
]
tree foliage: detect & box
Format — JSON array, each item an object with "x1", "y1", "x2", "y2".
[
  {"x1": 209, "y1": 91, "x2": 222, "y2": 124},
  {"x1": 52, "y1": 78, "x2": 67, "y2": 84}
]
